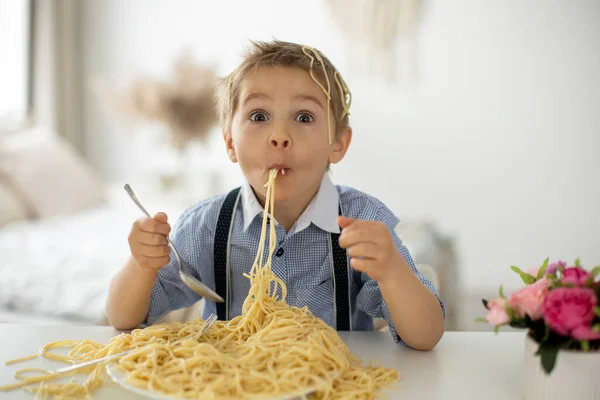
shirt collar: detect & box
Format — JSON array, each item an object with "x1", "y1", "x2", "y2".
[{"x1": 240, "y1": 173, "x2": 340, "y2": 234}]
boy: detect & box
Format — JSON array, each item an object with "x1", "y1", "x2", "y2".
[{"x1": 106, "y1": 40, "x2": 445, "y2": 351}]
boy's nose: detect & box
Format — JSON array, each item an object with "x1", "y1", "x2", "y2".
[
  {"x1": 270, "y1": 138, "x2": 289, "y2": 148},
  {"x1": 269, "y1": 135, "x2": 290, "y2": 149}
]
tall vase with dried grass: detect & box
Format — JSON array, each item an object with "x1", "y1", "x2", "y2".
[{"x1": 96, "y1": 52, "x2": 220, "y2": 201}]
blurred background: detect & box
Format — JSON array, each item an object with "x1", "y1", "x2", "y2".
[{"x1": 0, "y1": 0, "x2": 598, "y2": 332}]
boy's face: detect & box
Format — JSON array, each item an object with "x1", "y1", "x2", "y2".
[{"x1": 224, "y1": 66, "x2": 351, "y2": 203}]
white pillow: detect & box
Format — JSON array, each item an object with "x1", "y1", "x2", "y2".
[{"x1": 0, "y1": 127, "x2": 106, "y2": 220}]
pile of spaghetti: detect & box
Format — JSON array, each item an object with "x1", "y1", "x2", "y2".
[{"x1": 0, "y1": 169, "x2": 399, "y2": 399}]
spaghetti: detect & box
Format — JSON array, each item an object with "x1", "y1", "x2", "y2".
[
  {"x1": 0, "y1": 169, "x2": 399, "y2": 399},
  {"x1": 301, "y1": 46, "x2": 352, "y2": 145}
]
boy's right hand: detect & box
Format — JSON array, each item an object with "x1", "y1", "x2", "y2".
[{"x1": 128, "y1": 212, "x2": 172, "y2": 272}]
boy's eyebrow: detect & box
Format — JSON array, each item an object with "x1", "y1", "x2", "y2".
[
  {"x1": 242, "y1": 92, "x2": 272, "y2": 105},
  {"x1": 241, "y1": 92, "x2": 324, "y2": 110},
  {"x1": 293, "y1": 94, "x2": 324, "y2": 110}
]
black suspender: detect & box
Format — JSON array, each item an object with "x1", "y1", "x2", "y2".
[
  {"x1": 330, "y1": 204, "x2": 351, "y2": 331},
  {"x1": 212, "y1": 187, "x2": 352, "y2": 330},
  {"x1": 213, "y1": 187, "x2": 241, "y2": 322}
]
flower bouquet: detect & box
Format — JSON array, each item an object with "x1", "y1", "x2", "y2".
[{"x1": 479, "y1": 259, "x2": 600, "y2": 399}]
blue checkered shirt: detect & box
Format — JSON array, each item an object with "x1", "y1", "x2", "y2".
[{"x1": 146, "y1": 176, "x2": 445, "y2": 347}]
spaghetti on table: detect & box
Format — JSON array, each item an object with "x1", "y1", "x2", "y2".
[{"x1": 0, "y1": 46, "x2": 399, "y2": 399}]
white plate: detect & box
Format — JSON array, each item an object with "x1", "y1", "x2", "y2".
[
  {"x1": 106, "y1": 363, "x2": 175, "y2": 400},
  {"x1": 105, "y1": 363, "x2": 317, "y2": 400}
]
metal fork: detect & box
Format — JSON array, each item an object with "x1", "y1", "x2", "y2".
[
  {"x1": 123, "y1": 184, "x2": 224, "y2": 303},
  {"x1": 56, "y1": 313, "x2": 218, "y2": 374}
]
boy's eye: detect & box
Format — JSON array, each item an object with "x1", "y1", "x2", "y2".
[
  {"x1": 295, "y1": 113, "x2": 314, "y2": 123},
  {"x1": 249, "y1": 112, "x2": 269, "y2": 122}
]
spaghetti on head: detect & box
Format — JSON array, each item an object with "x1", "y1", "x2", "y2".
[
  {"x1": 217, "y1": 39, "x2": 352, "y2": 145},
  {"x1": 1, "y1": 170, "x2": 399, "y2": 399}
]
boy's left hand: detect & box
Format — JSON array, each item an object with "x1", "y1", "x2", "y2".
[{"x1": 337, "y1": 216, "x2": 405, "y2": 282}]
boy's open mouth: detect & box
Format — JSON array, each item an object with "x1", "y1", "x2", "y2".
[{"x1": 269, "y1": 165, "x2": 291, "y2": 176}]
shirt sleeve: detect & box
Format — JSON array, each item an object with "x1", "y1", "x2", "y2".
[
  {"x1": 355, "y1": 204, "x2": 446, "y2": 347},
  {"x1": 145, "y1": 206, "x2": 214, "y2": 325}
]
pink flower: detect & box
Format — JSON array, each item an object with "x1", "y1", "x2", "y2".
[
  {"x1": 542, "y1": 287, "x2": 598, "y2": 338},
  {"x1": 571, "y1": 325, "x2": 600, "y2": 341},
  {"x1": 485, "y1": 298, "x2": 510, "y2": 325},
  {"x1": 561, "y1": 267, "x2": 592, "y2": 286},
  {"x1": 547, "y1": 260, "x2": 567, "y2": 274},
  {"x1": 508, "y1": 278, "x2": 551, "y2": 320}
]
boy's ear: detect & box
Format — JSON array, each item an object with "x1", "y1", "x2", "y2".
[
  {"x1": 328, "y1": 127, "x2": 352, "y2": 165},
  {"x1": 223, "y1": 131, "x2": 238, "y2": 163}
]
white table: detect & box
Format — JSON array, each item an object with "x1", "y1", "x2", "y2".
[{"x1": 0, "y1": 324, "x2": 525, "y2": 399}]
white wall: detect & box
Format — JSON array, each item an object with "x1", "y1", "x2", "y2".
[{"x1": 79, "y1": 0, "x2": 600, "y2": 294}]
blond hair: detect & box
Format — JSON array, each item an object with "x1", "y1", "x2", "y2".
[{"x1": 216, "y1": 39, "x2": 352, "y2": 142}]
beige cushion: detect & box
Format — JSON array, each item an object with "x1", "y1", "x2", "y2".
[
  {"x1": 0, "y1": 127, "x2": 106, "y2": 221},
  {"x1": 0, "y1": 179, "x2": 30, "y2": 225}
]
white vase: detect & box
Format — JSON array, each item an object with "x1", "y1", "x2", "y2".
[{"x1": 523, "y1": 333, "x2": 600, "y2": 400}]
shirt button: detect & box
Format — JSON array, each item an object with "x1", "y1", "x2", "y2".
[{"x1": 275, "y1": 248, "x2": 284, "y2": 257}]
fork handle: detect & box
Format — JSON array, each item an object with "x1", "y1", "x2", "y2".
[
  {"x1": 124, "y1": 184, "x2": 173, "y2": 246},
  {"x1": 56, "y1": 350, "x2": 132, "y2": 373},
  {"x1": 124, "y1": 184, "x2": 152, "y2": 219}
]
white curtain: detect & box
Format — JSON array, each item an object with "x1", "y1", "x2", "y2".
[{"x1": 32, "y1": 0, "x2": 84, "y2": 152}]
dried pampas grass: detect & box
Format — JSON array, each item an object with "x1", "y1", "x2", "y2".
[{"x1": 95, "y1": 52, "x2": 219, "y2": 150}]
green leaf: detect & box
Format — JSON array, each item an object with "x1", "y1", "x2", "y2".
[
  {"x1": 506, "y1": 307, "x2": 515, "y2": 320},
  {"x1": 539, "y1": 325, "x2": 551, "y2": 346},
  {"x1": 581, "y1": 340, "x2": 590, "y2": 352},
  {"x1": 537, "y1": 258, "x2": 549, "y2": 279},
  {"x1": 482, "y1": 299, "x2": 489, "y2": 310},
  {"x1": 583, "y1": 266, "x2": 600, "y2": 287},
  {"x1": 494, "y1": 325, "x2": 501, "y2": 334},
  {"x1": 538, "y1": 343, "x2": 560, "y2": 374},
  {"x1": 498, "y1": 285, "x2": 505, "y2": 298},
  {"x1": 511, "y1": 266, "x2": 537, "y2": 285},
  {"x1": 584, "y1": 274, "x2": 596, "y2": 287},
  {"x1": 509, "y1": 319, "x2": 528, "y2": 329},
  {"x1": 474, "y1": 317, "x2": 487, "y2": 323},
  {"x1": 593, "y1": 324, "x2": 600, "y2": 333},
  {"x1": 595, "y1": 306, "x2": 600, "y2": 318},
  {"x1": 574, "y1": 258, "x2": 581, "y2": 267}
]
